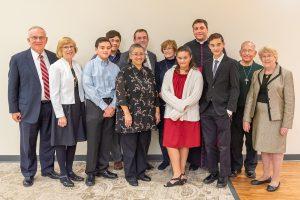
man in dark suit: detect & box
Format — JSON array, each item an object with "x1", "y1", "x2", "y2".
[
  {"x1": 119, "y1": 29, "x2": 157, "y2": 74},
  {"x1": 119, "y1": 28, "x2": 157, "y2": 170},
  {"x1": 8, "y1": 26, "x2": 59, "y2": 187},
  {"x1": 200, "y1": 33, "x2": 239, "y2": 188}
]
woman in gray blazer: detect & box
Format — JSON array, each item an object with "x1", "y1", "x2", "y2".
[
  {"x1": 49, "y1": 37, "x2": 86, "y2": 187},
  {"x1": 243, "y1": 47, "x2": 295, "y2": 192}
]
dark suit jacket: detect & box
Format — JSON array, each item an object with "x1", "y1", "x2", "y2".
[
  {"x1": 119, "y1": 50, "x2": 157, "y2": 73},
  {"x1": 200, "y1": 55, "x2": 239, "y2": 115},
  {"x1": 8, "y1": 48, "x2": 58, "y2": 123}
]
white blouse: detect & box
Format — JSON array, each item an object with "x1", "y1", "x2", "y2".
[{"x1": 49, "y1": 58, "x2": 85, "y2": 118}]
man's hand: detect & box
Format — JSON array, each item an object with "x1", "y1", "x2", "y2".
[
  {"x1": 58, "y1": 117, "x2": 67, "y2": 127},
  {"x1": 12, "y1": 112, "x2": 21, "y2": 122},
  {"x1": 243, "y1": 121, "x2": 251, "y2": 133}
]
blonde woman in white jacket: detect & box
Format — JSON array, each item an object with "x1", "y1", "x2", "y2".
[{"x1": 161, "y1": 46, "x2": 203, "y2": 187}]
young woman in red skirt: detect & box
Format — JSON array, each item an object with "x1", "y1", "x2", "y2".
[{"x1": 161, "y1": 46, "x2": 203, "y2": 187}]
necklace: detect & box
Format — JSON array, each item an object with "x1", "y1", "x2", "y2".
[{"x1": 242, "y1": 63, "x2": 253, "y2": 85}]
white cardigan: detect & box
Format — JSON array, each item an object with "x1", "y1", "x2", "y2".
[
  {"x1": 49, "y1": 58, "x2": 85, "y2": 118},
  {"x1": 161, "y1": 66, "x2": 203, "y2": 121}
]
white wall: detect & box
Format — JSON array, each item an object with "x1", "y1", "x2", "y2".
[{"x1": 1, "y1": 0, "x2": 299, "y2": 155}]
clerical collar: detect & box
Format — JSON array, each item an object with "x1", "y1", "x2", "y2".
[{"x1": 196, "y1": 39, "x2": 207, "y2": 45}]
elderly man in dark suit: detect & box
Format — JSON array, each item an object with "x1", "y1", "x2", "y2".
[
  {"x1": 119, "y1": 28, "x2": 157, "y2": 170},
  {"x1": 119, "y1": 29, "x2": 157, "y2": 73},
  {"x1": 8, "y1": 26, "x2": 59, "y2": 187},
  {"x1": 200, "y1": 33, "x2": 239, "y2": 188}
]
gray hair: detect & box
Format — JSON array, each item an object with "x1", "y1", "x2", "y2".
[
  {"x1": 240, "y1": 41, "x2": 256, "y2": 50},
  {"x1": 27, "y1": 26, "x2": 47, "y2": 37}
]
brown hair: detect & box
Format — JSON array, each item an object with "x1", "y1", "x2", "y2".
[
  {"x1": 175, "y1": 46, "x2": 196, "y2": 72},
  {"x1": 56, "y1": 37, "x2": 78, "y2": 59},
  {"x1": 208, "y1": 33, "x2": 224, "y2": 43},
  {"x1": 160, "y1": 40, "x2": 177, "y2": 53},
  {"x1": 192, "y1": 19, "x2": 208, "y2": 29},
  {"x1": 133, "y1": 29, "x2": 148, "y2": 39}
]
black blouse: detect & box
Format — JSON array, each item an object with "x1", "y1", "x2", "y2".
[
  {"x1": 257, "y1": 74, "x2": 272, "y2": 103},
  {"x1": 115, "y1": 64, "x2": 159, "y2": 134}
]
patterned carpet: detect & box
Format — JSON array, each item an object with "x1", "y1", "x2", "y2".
[{"x1": 0, "y1": 162, "x2": 235, "y2": 200}]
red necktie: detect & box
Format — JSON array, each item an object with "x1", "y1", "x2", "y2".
[{"x1": 39, "y1": 55, "x2": 50, "y2": 100}]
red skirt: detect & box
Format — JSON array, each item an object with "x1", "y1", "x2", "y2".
[{"x1": 163, "y1": 118, "x2": 201, "y2": 148}]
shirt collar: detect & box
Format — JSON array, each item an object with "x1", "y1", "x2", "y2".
[
  {"x1": 31, "y1": 48, "x2": 46, "y2": 60},
  {"x1": 213, "y1": 53, "x2": 224, "y2": 63},
  {"x1": 195, "y1": 39, "x2": 207, "y2": 45},
  {"x1": 96, "y1": 56, "x2": 110, "y2": 66}
]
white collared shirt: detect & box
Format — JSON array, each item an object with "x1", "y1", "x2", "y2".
[
  {"x1": 144, "y1": 50, "x2": 152, "y2": 70},
  {"x1": 31, "y1": 49, "x2": 51, "y2": 100},
  {"x1": 212, "y1": 53, "x2": 225, "y2": 72}
]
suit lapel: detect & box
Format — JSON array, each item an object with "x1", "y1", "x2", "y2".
[
  {"x1": 26, "y1": 49, "x2": 40, "y2": 82},
  {"x1": 205, "y1": 59, "x2": 214, "y2": 84},
  {"x1": 267, "y1": 65, "x2": 281, "y2": 85}
]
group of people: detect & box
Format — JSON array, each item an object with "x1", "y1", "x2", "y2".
[{"x1": 8, "y1": 18, "x2": 294, "y2": 192}]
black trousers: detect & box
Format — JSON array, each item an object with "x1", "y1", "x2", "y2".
[
  {"x1": 201, "y1": 104, "x2": 231, "y2": 177},
  {"x1": 157, "y1": 106, "x2": 169, "y2": 164},
  {"x1": 120, "y1": 131, "x2": 151, "y2": 179},
  {"x1": 231, "y1": 107, "x2": 257, "y2": 171},
  {"x1": 85, "y1": 100, "x2": 114, "y2": 174},
  {"x1": 55, "y1": 145, "x2": 76, "y2": 176},
  {"x1": 19, "y1": 102, "x2": 55, "y2": 177}
]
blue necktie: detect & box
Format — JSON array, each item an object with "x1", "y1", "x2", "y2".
[{"x1": 213, "y1": 60, "x2": 219, "y2": 77}]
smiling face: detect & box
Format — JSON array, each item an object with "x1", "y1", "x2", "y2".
[
  {"x1": 109, "y1": 36, "x2": 121, "y2": 54},
  {"x1": 95, "y1": 41, "x2": 112, "y2": 60},
  {"x1": 240, "y1": 42, "x2": 256, "y2": 64},
  {"x1": 193, "y1": 22, "x2": 208, "y2": 42},
  {"x1": 61, "y1": 43, "x2": 76, "y2": 61},
  {"x1": 209, "y1": 38, "x2": 225, "y2": 58},
  {"x1": 260, "y1": 52, "x2": 277, "y2": 68},
  {"x1": 134, "y1": 31, "x2": 149, "y2": 49},
  {"x1": 27, "y1": 27, "x2": 48, "y2": 54},
  {"x1": 176, "y1": 51, "x2": 192, "y2": 70},
  {"x1": 129, "y1": 47, "x2": 145, "y2": 67},
  {"x1": 163, "y1": 45, "x2": 176, "y2": 60}
]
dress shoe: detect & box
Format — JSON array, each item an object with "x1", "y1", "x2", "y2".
[
  {"x1": 245, "y1": 170, "x2": 256, "y2": 179},
  {"x1": 99, "y1": 170, "x2": 118, "y2": 179},
  {"x1": 68, "y1": 172, "x2": 84, "y2": 182},
  {"x1": 267, "y1": 182, "x2": 280, "y2": 192},
  {"x1": 126, "y1": 177, "x2": 138, "y2": 186},
  {"x1": 157, "y1": 161, "x2": 169, "y2": 170},
  {"x1": 229, "y1": 169, "x2": 242, "y2": 177},
  {"x1": 216, "y1": 176, "x2": 228, "y2": 188},
  {"x1": 137, "y1": 174, "x2": 151, "y2": 182},
  {"x1": 114, "y1": 161, "x2": 123, "y2": 170},
  {"x1": 60, "y1": 176, "x2": 74, "y2": 187},
  {"x1": 41, "y1": 170, "x2": 60, "y2": 179},
  {"x1": 85, "y1": 174, "x2": 95, "y2": 186},
  {"x1": 203, "y1": 172, "x2": 219, "y2": 184},
  {"x1": 146, "y1": 162, "x2": 154, "y2": 170},
  {"x1": 189, "y1": 164, "x2": 199, "y2": 171},
  {"x1": 23, "y1": 176, "x2": 34, "y2": 187},
  {"x1": 251, "y1": 177, "x2": 272, "y2": 185}
]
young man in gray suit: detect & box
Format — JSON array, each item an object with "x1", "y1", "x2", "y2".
[{"x1": 8, "y1": 26, "x2": 59, "y2": 187}]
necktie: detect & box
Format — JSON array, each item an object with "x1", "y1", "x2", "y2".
[
  {"x1": 213, "y1": 60, "x2": 219, "y2": 77},
  {"x1": 39, "y1": 55, "x2": 50, "y2": 100}
]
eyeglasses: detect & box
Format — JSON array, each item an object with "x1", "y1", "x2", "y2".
[
  {"x1": 131, "y1": 53, "x2": 145, "y2": 57},
  {"x1": 241, "y1": 49, "x2": 255, "y2": 54},
  {"x1": 62, "y1": 45, "x2": 75, "y2": 50},
  {"x1": 29, "y1": 36, "x2": 47, "y2": 41}
]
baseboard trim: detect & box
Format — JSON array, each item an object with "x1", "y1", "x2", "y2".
[{"x1": 0, "y1": 154, "x2": 299, "y2": 162}]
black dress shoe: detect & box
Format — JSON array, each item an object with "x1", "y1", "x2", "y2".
[
  {"x1": 137, "y1": 174, "x2": 151, "y2": 182},
  {"x1": 229, "y1": 169, "x2": 242, "y2": 177},
  {"x1": 245, "y1": 170, "x2": 256, "y2": 179},
  {"x1": 99, "y1": 170, "x2": 118, "y2": 179},
  {"x1": 146, "y1": 163, "x2": 154, "y2": 170},
  {"x1": 203, "y1": 172, "x2": 219, "y2": 184},
  {"x1": 85, "y1": 174, "x2": 95, "y2": 186},
  {"x1": 267, "y1": 182, "x2": 280, "y2": 192},
  {"x1": 189, "y1": 164, "x2": 199, "y2": 171},
  {"x1": 41, "y1": 170, "x2": 60, "y2": 179},
  {"x1": 23, "y1": 176, "x2": 34, "y2": 187},
  {"x1": 60, "y1": 176, "x2": 74, "y2": 187},
  {"x1": 217, "y1": 176, "x2": 228, "y2": 188},
  {"x1": 157, "y1": 161, "x2": 169, "y2": 170},
  {"x1": 126, "y1": 177, "x2": 138, "y2": 186},
  {"x1": 251, "y1": 177, "x2": 272, "y2": 185},
  {"x1": 68, "y1": 172, "x2": 84, "y2": 182}
]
